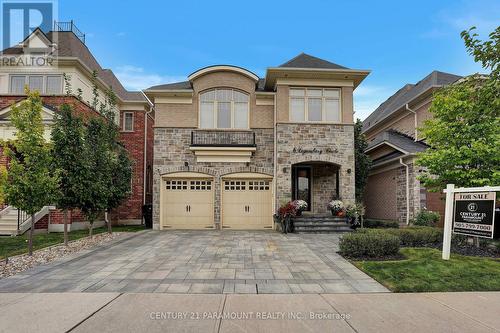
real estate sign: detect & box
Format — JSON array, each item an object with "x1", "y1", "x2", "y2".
[{"x1": 453, "y1": 192, "x2": 496, "y2": 239}]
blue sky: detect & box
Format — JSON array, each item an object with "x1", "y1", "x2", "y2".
[{"x1": 56, "y1": 0, "x2": 499, "y2": 120}]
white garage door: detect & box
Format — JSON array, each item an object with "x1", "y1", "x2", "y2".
[
  {"x1": 161, "y1": 178, "x2": 214, "y2": 229},
  {"x1": 222, "y1": 178, "x2": 273, "y2": 229}
]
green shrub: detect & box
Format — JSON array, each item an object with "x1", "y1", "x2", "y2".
[
  {"x1": 340, "y1": 232, "x2": 400, "y2": 258},
  {"x1": 363, "y1": 219, "x2": 400, "y2": 229},
  {"x1": 412, "y1": 210, "x2": 440, "y2": 227},
  {"x1": 358, "y1": 226, "x2": 443, "y2": 247}
]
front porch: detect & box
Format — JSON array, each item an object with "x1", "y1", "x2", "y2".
[{"x1": 291, "y1": 161, "x2": 340, "y2": 214}]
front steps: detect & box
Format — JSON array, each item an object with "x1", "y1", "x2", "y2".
[
  {"x1": 0, "y1": 207, "x2": 20, "y2": 236},
  {"x1": 292, "y1": 215, "x2": 352, "y2": 233}
]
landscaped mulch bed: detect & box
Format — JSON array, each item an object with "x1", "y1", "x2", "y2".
[{"x1": 0, "y1": 232, "x2": 124, "y2": 279}]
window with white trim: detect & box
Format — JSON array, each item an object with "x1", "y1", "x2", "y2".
[
  {"x1": 289, "y1": 88, "x2": 341, "y2": 122},
  {"x1": 9, "y1": 75, "x2": 63, "y2": 94},
  {"x1": 199, "y1": 88, "x2": 249, "y2": 129},
  {"x1": 123, "y1": 112, "x2": 134, "y2": 132}
]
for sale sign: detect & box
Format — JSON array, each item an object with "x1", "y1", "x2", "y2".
[{"x1": 453, "y1": 192, "x2": 496, "y2": 238}]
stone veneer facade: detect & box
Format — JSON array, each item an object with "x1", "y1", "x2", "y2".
[
  {"x1": 275, "y1": 123, "x2": 355, "y2": 212},
  {"x1": 153, "y1": 128, "x2": 274, "y2": 229}
]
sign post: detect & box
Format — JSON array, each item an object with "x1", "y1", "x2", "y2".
[{"x1": 442, "y1": 184, "x2": 499, "y2": 260}]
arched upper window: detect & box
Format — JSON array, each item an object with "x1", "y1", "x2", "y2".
[{"x1": 199, "y1": 88, "x2": 249, "y2": 129}]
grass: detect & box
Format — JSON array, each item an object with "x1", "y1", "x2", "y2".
[
  {"x1": 354, "y1": 248, "x2": 500, "y2": 292},
  {"x1": 0, "y1": 225, "x2": 145, "y2": 259}
]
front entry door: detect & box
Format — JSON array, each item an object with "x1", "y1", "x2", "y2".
[{"x1": 292, "y1": 166, "x2": 311, "y2": 211}]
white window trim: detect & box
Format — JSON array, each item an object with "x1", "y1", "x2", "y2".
[
  {"x1": 9, "y1": 74, "x2": 63, "y2": 95},
  {"x1": 198, "y1": 88, "x2": 250, "y2": 130},
  {"x1": 289, "y1": 87, "x2": 342, "y2": 123},
  {"x1": 122, "y1": 112, "x2": 134, "y2": 132}
]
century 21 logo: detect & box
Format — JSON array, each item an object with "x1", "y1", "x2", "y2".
[
  {"x1": 1, "y1": 1, "x2": 54, "y2": 49},
  {"x1": 467, "y1": 203, "x2": 478, "y2": 212}
]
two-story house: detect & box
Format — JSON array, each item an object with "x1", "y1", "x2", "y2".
[
  {"x1": 0, "y1": 22, "x2": 153, "y2": 234},
  {"x1": 145, "y1": 53, "x2": 369, "y2": 230},
  {"x1": 362, "y1": 71, "x2": 461, "y2": 224}
]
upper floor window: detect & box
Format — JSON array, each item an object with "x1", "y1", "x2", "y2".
[
  {"x1": 199, "y1": 88, "x2": 249, "y2": 129},
  {"x1": 10, "y1": 75, "x2": 63, "y2": 95},
  {"x1": 289, "y1": 88, "x2": 341, "y2": 122},
  {"x1": 123, "y1": 112, "x2": 134, "y2": 132}
]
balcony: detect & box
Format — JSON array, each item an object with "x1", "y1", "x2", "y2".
[
  {"x1": 191, "y1": 130, "x2": 256, "y2": 147},
  {"x1": 189, "y1": 130, "x2": 256, "y2": 163}
]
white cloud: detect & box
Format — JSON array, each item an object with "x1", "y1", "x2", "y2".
[
  {"x1": 114, "y1": 65, "x2": 185, "y2": 91},
  {"x1": 354, "y1": 85, "x2": 393, "y2": 120}
]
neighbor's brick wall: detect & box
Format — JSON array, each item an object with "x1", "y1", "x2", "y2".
[
  {"x1": 117, "y1": 109, "x2": 147, "y2": 222},
  {"x1": 275, "y1": 123, "x2": 355, "y2": 210},
  {"x1": 152, "y1": 127, "x2": 274, "y2": 229},
  {"x1": 364, "y1": 168, "x2": 398, "y2": 220}
]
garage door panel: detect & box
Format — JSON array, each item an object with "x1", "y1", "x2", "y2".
[
  {"x1": 222, "y1": 178, "x2": 272, "y2": 229},
  {"x1": 161, "y1": 178, "x2": 214, "y2": 229}
]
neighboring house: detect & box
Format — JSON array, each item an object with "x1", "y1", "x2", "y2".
[
  {"x1": 145, "y1": 53, "x2": 369, "y2": 230},
  {"x1": 0, "y1": 22, "x2": 153, "y2": 234},
  {"x1": 362, "y1": 71, "x2": 462, "y2": 224}
]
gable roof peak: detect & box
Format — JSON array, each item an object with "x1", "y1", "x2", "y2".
[{"x1": 278, "y1": 52, "x2": 349, "y2": 70}]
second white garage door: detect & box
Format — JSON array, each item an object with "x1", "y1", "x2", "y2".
[
  {"x1": 161, "y1": 177, "x2": 214, "y2": 229},
  {"x1": 222, "y1": 177, "x2": 273, "y2": 229}
]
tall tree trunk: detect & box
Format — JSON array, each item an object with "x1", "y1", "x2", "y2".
[
  {"x1": 63, "y1": 209, "x2": 69, "y2": 246},
  {"x1": 28, "y1": 214, "x2": 35, "y2": 256},
  {"x1": 105, "y1": 211, "x2": 112, "y2": 234},
  {"x1": 89, "y1": 221, "x2": 93, "y2": 238}
]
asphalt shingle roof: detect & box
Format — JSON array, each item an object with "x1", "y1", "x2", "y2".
[
  {"x1": 147, "y1": 81, "x2": 192, "y2": 90},
  {"x1": 362, "y1": 71, "x2": 461, "y2": 132},
  {"x1": 279, "y1": 53, "x2": 349, "y2": 70},
  {"x1": 367, "y1": 129, "x2": 429, "y2": 154},
  {"x1": 2, "y1": 30, "x2": 145, "y2": 102}
]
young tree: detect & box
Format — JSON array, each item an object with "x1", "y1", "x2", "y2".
[
  {"x1": 417, "y1": 26, "x2": 500, "y2": 190},
  {"x1": 354, "y1": 119, "x2": 372, "y2": 200},
  {"x1": 79, "y1": 116, "x2": 110, "y2": 237},
  {"x1": 5, "y1": 89, "x2": 58, "y2": 255},
  {"x1": 51, "y1": 103, "x2": 86, "y2": 245}
]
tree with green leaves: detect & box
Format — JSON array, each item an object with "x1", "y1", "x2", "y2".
[
  {"x1": 79, "y1": 116, "x2": 111, "y2": 237},
  {"x1": 51, "y1": 103, "x2": 86, "y2": 245},
  {"x1": 417, "y1": 26, "x2": 500, "y2": 190},
  {"x1": 4, "y1": 89, "x2": 58, "y2": 255},
  {"x1": 354, "y1": 118, "x2": 372, "y2": 200}
]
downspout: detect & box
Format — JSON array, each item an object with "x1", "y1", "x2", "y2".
[
  {"x1": 405, "y1": 104, "x2": 417, "y2": 141},
  {"x1": 399, "y1": 157, "x2": 410, "y2": 225},
  {"x1": 273, "y1": 93, "x2": 277, "y2": 219},
  {"x1": 141, "y1": 90, "x2": 154, "y2": 207}
]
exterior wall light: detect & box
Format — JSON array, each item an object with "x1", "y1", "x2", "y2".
[{"x1": 347, "y1": 168, "x2": 352, "y2": 174}]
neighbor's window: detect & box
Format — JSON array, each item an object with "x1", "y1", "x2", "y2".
[
  {"x1": 199, "y1": 88, "x2": 249, "y2": 129},
  {"x1": 123, "y1": 112, "x2": 134, "y2": 131},
  {"x1": 9, "y1": 75, "x2": 63, "y2": 94},
  {"x1": 289, "y1": 88, "x2": 341, "y2": 122}
]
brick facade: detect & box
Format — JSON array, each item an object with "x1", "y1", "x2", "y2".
[{"x1": 0, "y1": 95, "x2": 151, "y2": 229}]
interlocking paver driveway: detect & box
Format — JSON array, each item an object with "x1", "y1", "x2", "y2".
[{"x1": 0, "y1": 231, "x2": 388, "y2": 294}]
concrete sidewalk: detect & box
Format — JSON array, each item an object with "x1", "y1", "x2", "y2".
[{"x1": 0, "y1": 292, "x2": 498, "y2": 332}]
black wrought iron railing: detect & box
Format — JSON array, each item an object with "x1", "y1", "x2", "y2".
[
  {"x1": 17, "y1": 208, "x2": 28, "y2": 231},
  {"x1": 191, "y1": 130, "x2": 256, "y2": 147},
  {"x1": 53, "y1": 20, "x2": 86, "y2": 44}
]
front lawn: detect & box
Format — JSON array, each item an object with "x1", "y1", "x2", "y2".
[
  {"x1": 0, "y1": 225, "x2": 145, "y2": 259},
  {"x1": 354, "y1": 248, "x2": 500, "y2": 292}
]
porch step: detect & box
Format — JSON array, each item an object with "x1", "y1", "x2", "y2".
[{"x1": 292, "y1": 216, "x2": 352, "y2": 233}]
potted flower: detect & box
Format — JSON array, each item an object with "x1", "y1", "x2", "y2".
[
  {"x1": 291, "y1": 200, "x2": 307, "y2": 216},
  {"x1": 346, "y1": 203, "x2": 365, "y2": 229},
  {"x1": 328, "y1": 200, "x2": 345, "y2": 217},
  {"x1": 277, "y1": 201, "x2": 297, "y2": 233}
]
